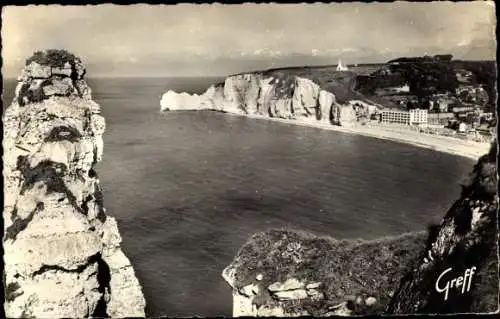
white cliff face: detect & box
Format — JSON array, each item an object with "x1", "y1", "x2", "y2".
[
  {"x1": 292, "y1": 77, "x2": 321, "y2": 119},
  {"x1": 160, "y1": 73, "x2": 358, "y2": 127},
  {"x1": 160, "y1": 90, "x2": 204, "y2": 111},
  {"x1": 3, "y1": 50, "x2": 146, "y2": 318},
  {"x1": 223, "y1": 74, "x2": 262, "y2": 114},
  {"x1": 338, "y1": 106, "x2": 358, "y2": 127},
  {"x1": 318, "y1": 90, "x2": 336, "y2": 124}
]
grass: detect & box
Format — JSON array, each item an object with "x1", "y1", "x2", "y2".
[
  {"x1": 219, "y1": 66, "x2": 361, "y2": 105},
  {"x1": 228, "y1": 228, "x2": 427, "y2": 315},
  {"x1": 261, "y1": 67, "x2": 358, "y2": 104},
  {"x1": 227, "y1": 65, "x2": 399, "y2": 108}
]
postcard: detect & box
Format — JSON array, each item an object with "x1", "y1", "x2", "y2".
[{"x1": 2, "y1": 2, "x2": 498, "y2": 317}]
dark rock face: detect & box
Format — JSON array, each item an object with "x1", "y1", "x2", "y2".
[{"x1": 386, "y1": 141, "x2": 498, "y2": 314}]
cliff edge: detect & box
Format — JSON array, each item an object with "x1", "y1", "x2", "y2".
[
  {"x1": 222, "y1": 142, "x2": 498, "y2": 316},
  {"x1": 3, "y1": 50, "x2": 146, "y2": 318},
  {"x1": 386, "y1": 141, "x2": 498, "y2": 314},
  {"x1": 222, "y1": 229, "x2": 426, "y2": 316}
]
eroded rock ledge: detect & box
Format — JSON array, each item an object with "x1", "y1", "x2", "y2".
[
  {"x1": 222, "y1": 229, "x2": 427, "y2": 316},
  {"x1": 223, "y1": 142, "x2": 498, "y2": 316},
  {"x1": 160, "y1": 73, "x2": 358, "y2": 127},
  {"x1": 3, "y1": 49, "x2": 146, "y2": 318}
]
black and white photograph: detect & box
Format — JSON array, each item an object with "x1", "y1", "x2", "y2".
[{"x1": 1, "y1": 1, "x2": 498, "y2": 317}]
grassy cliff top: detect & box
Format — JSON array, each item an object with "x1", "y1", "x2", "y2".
[
  {"x1": 263, "y1": 67, "x2": 358, "y2": 103},
  {"x1": 227, "y1": 228, "x2": 427, "y2": 314},
  {"x1": 25, "y1": 49, "x2": 78, "y2": 68}
]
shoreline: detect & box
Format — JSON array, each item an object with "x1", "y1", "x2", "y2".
[{"x1": 161, "y1": 109, "x2": 491, "y2": 160}]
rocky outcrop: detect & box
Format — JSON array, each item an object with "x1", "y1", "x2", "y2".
[
  {"x1": 222, "y1": 229, "x2": 427, "y2": 317},
  {"x1": 386, "y1": 142, "x2": 498, "y2": 314},
  {"x1": 222, "y1": 142, "x2": 497, "y2": 316},
  {"x1": 3, "y1": 50, "x2": 146, "y2": 318},
  {"x1": 160, "y1": 73, "x2": 357, "y2": 126}
]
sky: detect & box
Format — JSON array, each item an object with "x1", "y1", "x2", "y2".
[{"x1": 1, "y1": 2, "x2": 496, "y2": 77}]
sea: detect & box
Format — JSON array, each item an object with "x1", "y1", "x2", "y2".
[{"x1": 2, "y1": 77, "x2": 474, "y2": 317}]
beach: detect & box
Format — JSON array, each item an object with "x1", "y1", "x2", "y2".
[{"x1": 200, "y1": 112, "x2": 492, "y2": 160}]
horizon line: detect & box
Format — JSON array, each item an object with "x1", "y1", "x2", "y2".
[{"x1": 2, "y1": 59, "x2": 495, "y2": 80}]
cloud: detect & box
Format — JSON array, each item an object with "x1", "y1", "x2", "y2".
[{"x1": 1, "y1": 2, "x2": 496, "y2": 77}]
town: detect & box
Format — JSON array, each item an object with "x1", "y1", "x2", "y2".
[{"x1": 350, "y1": 55, "x2": 496, "y2": 144}]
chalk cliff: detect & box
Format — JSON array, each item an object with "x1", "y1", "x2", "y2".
[
  {"x1": 222, "y1": 142, "x2": 498, "y2": 316},
  {"x1": 160, "y1": 73, "x2": 357, "y2": 127},
  {"x1": 3, "y1": 50, "x2": 146, "y2": 318}
]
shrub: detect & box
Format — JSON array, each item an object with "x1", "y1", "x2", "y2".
[{"x1": 25, "y1": 49, "x2": 77, "y2": 68}]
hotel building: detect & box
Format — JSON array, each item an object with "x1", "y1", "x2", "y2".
[
  {"x1": 381, "y1": 108, "x2": 428, "y2": 126},
  {"x1": 409, "y1": 109, "x2": 428, "y2": 126},
  {"x1": 381, "y1": 109, "x2": 410, "y2": 124}
]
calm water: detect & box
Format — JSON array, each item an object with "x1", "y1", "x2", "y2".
[{"x1": 2, "y1": 77, "x2": 474, "y2": 317}]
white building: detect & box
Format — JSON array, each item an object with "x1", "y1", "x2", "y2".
[
  {"x1": 458, "y1": 122, "x2": 468, "y2": 133},
  {"x1": 380, "y1": 108, "x2": 428, "y2": 126},
  {"x1": 336, "y1": 58, "x2": 349, "y2": 71},
  {"x1": 381, "y1": 109, "x2": 410, "y2": 125},
  {"x1": 409, "y1": 109, "x2": 428, "y2": 126},
  {"x1": 394, "y1": 83, "x2": 410, "y2": 93}
]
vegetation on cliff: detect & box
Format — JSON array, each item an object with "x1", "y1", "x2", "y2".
[
  {"x1": 25, "y1": 49, "x2": 78, "y2": 68},
  {"x1": 355, "y1": 55, "x2": 496, "y2": 111},
  {"x1": 226, "y1": 65, "x2": 361, "y2": 105},
  {"x1": 226, "y1": 228, "x2": 427, "y2": 315},
  {"x1": 453, "y1": 60, "x2": 497, "y2": 112},
  {"x1": 387, "y1": 54, "x2": 453, "y2": 64},
  {"x1": 16, "y1": 49, "x2": 89, "y2": 107},
  {"x1": 262, "y1": 67, "x2": 357, "y2": 104},
  {"x1": 387, "y1": 141, "x2": 498, "y2": 314}
]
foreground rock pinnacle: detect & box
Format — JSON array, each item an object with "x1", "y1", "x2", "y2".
[{"x1": 3, "y1": 49, "x2": 146, "y2": 318}]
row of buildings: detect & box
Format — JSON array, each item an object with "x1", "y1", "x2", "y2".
[{"x1": 374, "y1": 106, "x2": 494, "y2": 137}]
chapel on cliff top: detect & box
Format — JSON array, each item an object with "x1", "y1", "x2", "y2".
[{"x1": 336, "y1": 58, "x2": 349, "y2": 71}]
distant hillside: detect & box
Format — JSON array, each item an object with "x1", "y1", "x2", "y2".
[
  {"x1": 210, "y1": 55, "x2": 494, "y2": 109},
  {"x1": 388, "y1": 54, "x2": 453, "y2": 64},
  {"x1": 452, "y1": 60, "x2": 497, "y2": 111},
  {"x1": 355, "y1": 55, "x2": 496, "y2": 109}
]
